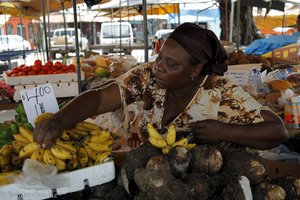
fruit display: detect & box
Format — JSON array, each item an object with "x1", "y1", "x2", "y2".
[
  {"x1": 4, "y1": 60, "x2": 76, "y2": 77},
  {"x1": 0, "y1": 112, "x2": 115, "y2": 186}
]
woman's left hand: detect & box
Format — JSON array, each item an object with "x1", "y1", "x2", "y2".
[{"x1": 189, "y1": 119, "x2": 229, "y2": 143}]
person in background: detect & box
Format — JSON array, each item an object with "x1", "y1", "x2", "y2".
[
  {"x1": 34, "y1": 23, "x2": 288, "y2": 151},
  {"x1": 294, "y1": 14, "x2": 300, "y2": 32}
]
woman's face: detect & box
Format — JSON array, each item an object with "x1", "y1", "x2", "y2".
[{"x1": 154, "y1": 38, "x2": 200, "y2": 89}]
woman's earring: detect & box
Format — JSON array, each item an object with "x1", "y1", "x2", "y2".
[{"x1": 191, "y1": 77, "x2": 194, "y2": 82}]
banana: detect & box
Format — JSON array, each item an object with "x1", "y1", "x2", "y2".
[
  {"x1": 85, "y1": 141, "x2": 112, "y2": 152},
  {"x1": 13, "y1": 134, "x2": 30, "y2": 143},
  {"x1": 43, "y1": 149, "x2": 56, "y2": 165},
  {"x1": 0, "y1": 171, "x2": 20, "y2": 186},
  {"x1": 11, "y1": 153, "x2": 22, "y2": 167},
  {"x1": 172, "y1": 138, "x2": 188, "y2": 148},
  {"x1": 147, "y1": 124, "x2": 163, "y2": 139},
  {"x1": 61, "y1": 130, "x2": 71, "y2": 141},
  {"x1": 68, "y1": 130, "x2": 82, "y2": 140},
  {"x1": 34, "y1": 112, "x2": 53, "y2": 124},
  {"x1": 19, "y1": 142, "x2": 38, "y2": 158},
  {"x1": 67, "y1": 157, "x2": 78, "y2": 170},
  {"x1": 0, "y1": 144, "x2": 13, "y2": 156},
  {"x1": 50, "y1": 145, "x2": 77, "y2": 160},
  {"x1": 30, "y1": 148, "x2": 45, "y2": 162},
  {"x1": 162, "y1": 145, "x2": 172, "y2": 154},
  {"x1": 12, "y1": 140, "x2": 27, "y2": 154},
  {"x1": 77, "y1": 121, "x2": 100, "y2": 131},
  {"x1": 0, "y1": 165, "x2": 11, "y2": 173},
  {"x1": 53, "y1": 157, "x2": 67, "y2": 171},
  {"x1": 84, "y1": 145, "x2": 101, "y2": 161},
  {"x1": 89, "y1": 130, "x2": 111, "y2": 144},
  {"x1": 186, "y1": 143, "x2": 197, "y2": 150},
  {"x1": 166, "y1": 125, "x2": 176, "y2": 145},
  {"x1": 88, "y1": 159, "x2": 94, "y2": 166},
  {"x1": 19, "y1": 126, "x2": 34, "y2": 143},
  {"x1": 69, "y1": 128, "x2": 88, "y2": 136},
  {"x1": 95, "y1": 151, "x2": 111, "y2": 164},
  {"x1": 0, "y1": 155, "x2": 10, "y2": 166},
  {"x1": 78, "y1": 147, "x2": 88, "y2": 168},
  {"x1": 148, "y1": 137, "x2": 167, "y2": 148},
  {"x1": 55, "y1": 140, "x2": 77, "y2": 153}
]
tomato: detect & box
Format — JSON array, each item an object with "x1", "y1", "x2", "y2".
[
  {"x1": 22, "y1": 66, "x2": 31, "y2": 72},
  {"x1": 41, "y1": 65, "x2": 50, "y2": 71},
  {"x1": 61, "y1": 64, "x2": 68, "y2": 71},
  {"x1": 11, "y1": 73, "x2": 18, "y2": 77},
  {"x1": 38, "y1": 70, "x2": 47, "y2": 75},
  {"x1": 47, "y1": 69, "x2": 54, "y2": 74},
  {"x1": 45, "y1": 61, "x2": 53, "y2": 68},
  {"x1": 18, "y1": 64, "x2": 26, "y2": 70},
  {"x1": 34, "y1": 60, "x2": 42, "y2": 67},
  {"x1": 32, "y1": 65, "x2": 41, "y2": 72},
  {"x1": 28, "y1": 71, "x2": 37, "y2": 75},
  {"x1": 69, "y1": 64, "x2": 75, "y2": 71},
  {"x1": 6, "y1": 71, "x2": 14, "y2": 77},
  {"x1": 18, "y1": 71, "x2": 26, "y2": 76},
  {"x1": 54, "y1": 61, "x2": 62, "y2": 69},
  {"x1": 12, "y1": 68, "x2": 20, "y2": 74}
]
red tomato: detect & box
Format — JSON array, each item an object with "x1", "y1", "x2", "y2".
[
  {"x1": 22, "y1": 66, "x2": 31, "y2": 72},
  {"x1": 47, "y1": 70, "x2": 54, "y2": 74},
  {"x1": 12, "y1": 68, "x2": 20, "y2": 73},
  {"x1": 45, "y1": 61, "x2": 53, "y2": 68},
  {"x1": 53, "y1": 70, "x2": 63, "y2": 74},
  {"x1": 61, "y1": 64, "x2": 68, "y2": 71},
  {"x1": 69, "y1": 64, "x2": 75, "y2": 70},
  {"x1": 18, "y1": 64, "x2": 26, "y2": 70},
  {"x1": 11, "y1": 73, "x2": 18, "y2": 77},
  {"x1": 28, "y1": 71, "x2": 37, "y2": 75},
  {"x1": 38, "y1": 70, "x2": 47, "y2": 75},
  {"x1": 34, "y1": 60, "x2": 42, "y2": 67},
  {"x1": 54, "y1": 61, "x2": 62, "y2": 69},
  {"x1": 32, "y1": 65, "x2": 41, "y2": 72},
  {"x1": 18, "y1": 71, "x2": 26, "y2": 76},
  {"x1": 41, "y1": 65, "x2": 50, "y2": 71},
  {"x1": 6, "y1": 71, "x2": 14, "y2": 77}
]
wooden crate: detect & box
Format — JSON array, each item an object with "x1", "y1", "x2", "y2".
[{"x1": 272, "y1": 43, "x2": 300, "y2": 63}]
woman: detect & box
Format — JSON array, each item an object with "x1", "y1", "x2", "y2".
[{"x1": 34, "y1": 23, "x2": 288, "y2": 150}]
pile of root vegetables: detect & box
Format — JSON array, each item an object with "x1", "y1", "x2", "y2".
[{"x1": 109, "y1": 144, "x2": 300, "y2": 200}]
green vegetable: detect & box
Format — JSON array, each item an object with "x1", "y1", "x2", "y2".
[
  {"x1": 21, "y1": 114, "x2": 28, "y2": 123},
  {"x1": 0, "y1": 128, "x2": 13, "y2": 140},
  {"x1": 15, "y1": 103, "x2": 26, "y2": 115},
  {"x1": 10, "y1": 123, "x2": 19, "y2": 134},
  {"x1": 22, "y1": 123, "x2": 34, "y2": 131},
  {"x1": 0, "y1": 139, "x2": 11, "y2": 148}
]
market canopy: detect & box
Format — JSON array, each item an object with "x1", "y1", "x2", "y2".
[{"x1": 0, "y1": 0, "x2": 111, "y2": 16}]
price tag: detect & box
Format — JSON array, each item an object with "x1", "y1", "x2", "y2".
[
  {"x1": 20, "y1": 83, "x2": 59, "y2": 127},
  {"x1": 224, "y1": 71, "x2": 251, "y2": 86}
]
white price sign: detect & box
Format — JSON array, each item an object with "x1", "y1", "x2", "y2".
[{"x1": 20, "y1": 83, "x2": 59, "y2": 127}]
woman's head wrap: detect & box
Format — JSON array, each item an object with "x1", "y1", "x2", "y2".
[{"x1": 168, "y1": 22, "x2": 228, "y2": 75}]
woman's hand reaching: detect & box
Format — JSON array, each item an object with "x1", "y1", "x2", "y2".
[
  {"x1": 189, "y1": 119, "x2": 228, "y2": 143},
  {"x1": 33, "y1": 118, "x2": 65, "y2": 149}
]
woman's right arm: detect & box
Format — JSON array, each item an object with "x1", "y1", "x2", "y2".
[{"x1": 33, "y1": 83, "x2": 121, "y2": 148}]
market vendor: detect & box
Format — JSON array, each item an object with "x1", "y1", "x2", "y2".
[{"x1": 34, "y1": 23, "x2": 288, "y2": 150}]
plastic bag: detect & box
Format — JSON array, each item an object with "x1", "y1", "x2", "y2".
[
  {"x1": 14, "y1": 159, "x2": 70, "y2": 190},
  {"x1": 260, "y1": 144, "x2": 300, "y2": 163}
]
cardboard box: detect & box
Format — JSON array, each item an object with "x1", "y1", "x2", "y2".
[
  {"x1": 272, "y1": 43, "x2": 300, "y2": 63},
  {"x1": 262, "y1": 159, "x2": 300, "y2": 179}
]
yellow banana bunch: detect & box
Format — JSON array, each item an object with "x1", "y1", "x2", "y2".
[
  {"x1": 147, "y1": 124, "x2": 164, "y2": 139},
  {"x1": 0, "y1": 155, "x2": 10, "y2": 166},
  {"x1": 43, "y1": 149, "x2": 56, "y2": 165},
  {"x1": 95, "y1": 151, "x2": 111, "y2": 164},
  {"x1": 13, "y1": 134, "x2": 30, "y2": 143},
  {"x1": 19, "y1": 142, "x2": 38, "y2": 158},
  {"x1": 12, "y1": 141, "x2": 27, "y2": 154},
  {"x1": 19, "y1": 127, "x2": 33, "y2": 143},
  {"x1": 84, "y1": 145, "x2": 102, "y2": 161},
  {"x1": 34, "y1": 112, "x2": 53, "y2": 125},
  {"x1": 30, "y1": 148, "x2": 45, "y2": 162},
  {"x1": 55, "y1": 140, "x2": 77, "y2": 153},
  {"x1": 53, "y1": 157, "x2": 67, "y2": 171},
  {"x1": 50, "y1": 145, "x2": 77, "y2": 160},
  {"x1": 69, "y1": 128, "x2": 88, "y2": 137},
  {"x1": 61, "y1": 130, "x2": 71, "y2": 141},
  {"x1": 11, "y1": 153, "x2": 22, "y2": 167},
  {"x1": 77, "y1": 121, "x2": 101, "y2": 131},
  {"x1": 0, "y1": 144, "x2": 13, "y2": 156},
  {"x1": 0, "y1": 171, "x2": 21, "y2": 186},
  {"x1": 147, "y1": 124, "x2": 196, "y2": 154},
  {"x1": 67, "y1": 157, "x2": 79, "y2": 170},
  {"x1": 85, "y1": 141, "x2": 112, "y2": 152},
  {"x1": 78, "y1": 147, "x2": 88, "y2": 168},
  {"x1": 88, "y1": 130, "x2": 111, "y2": 144}
]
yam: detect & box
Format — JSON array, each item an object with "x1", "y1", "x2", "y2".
[
  {"x1": 134, "y1": 168, "x2": 192, "y2": 200},
  {"x1": 167, "y1": 146, "x2": 190, "y2": 178}
]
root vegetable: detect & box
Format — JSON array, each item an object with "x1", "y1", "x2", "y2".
[
  {"x1": 223, "y1": 149, "x2": 266, "y2": 184},
  {"x1": 252, "y1": 181, "x2": 286, "y2": 200},
  {"x1": 190, "y1": 144, "x2": 223, "y2": 175},
  {"x1": 274, "y1": 177, "x2": 300, "y2": 200},
  {"x1": 146, "y1": 155, "x2": 171, "y2": 173},
  {"x1": 134, "y1": 168, "x2": 192, "y2": 200},
  {"x1": 167, "y1": 146, "x2": 190, "y2": 178},
  {"x1": 222, "y1": 176, "x2": 253, "y2": 200}
]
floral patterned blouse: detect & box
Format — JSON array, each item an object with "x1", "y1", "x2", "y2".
[{"x1": 114, "y1": 62, "x2": 266, "y2": 139}]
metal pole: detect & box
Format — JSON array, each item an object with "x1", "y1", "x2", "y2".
[
  {"x1": 236, "y1": 0, "x2": 240, "y2": 51},
  {"x1": 229, "y1": 0, "x2": 234, "y2": 42},
  {"x1": 72, "y1": 0, "x2": 82, "y2": 93},
  {"x1": 142, "y1": 0, "x2": 148, "y2": 62},
  {"x1": 62, "y1": 2, "x2": 69, "y2": 53},
  {"x1": 42, "y1": 0, "x2": 49, "y2": 61},
  {"x1": 177, "y1": 4, "x2": 180, "y2": 26}
]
